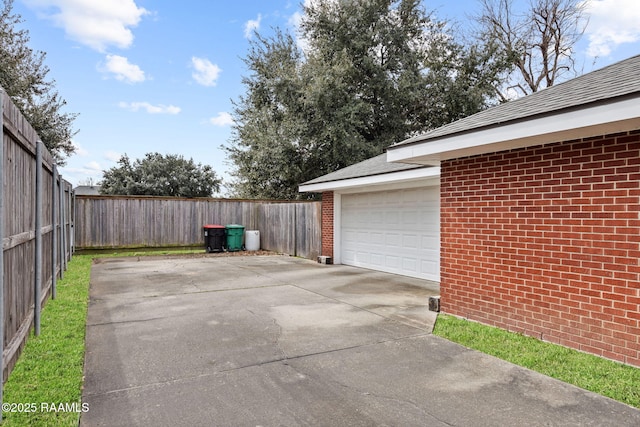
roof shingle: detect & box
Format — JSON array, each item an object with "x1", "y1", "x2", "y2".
[
  {"x1": 301, "y1": 153, "x2": 422, "y2": 185},
  {"x1": 393, "y1": 54, "x2": 640, "y2": 147}
]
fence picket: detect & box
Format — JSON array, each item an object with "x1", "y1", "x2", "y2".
[
  {"x1": 74, "y1": 196, "x2": 321, "y2": 259},
  {"x1": 1, "y1": 88, "x2": 73, "y2": 386}
]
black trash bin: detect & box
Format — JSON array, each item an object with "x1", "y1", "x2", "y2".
[{"x1": 203, "y1": 224, "x2": 226, "y2": 253}]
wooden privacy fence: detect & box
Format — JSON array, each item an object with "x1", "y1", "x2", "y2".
[
  {"x1": 75, "y1": 196, "x2": 322, "y2": 260},
  {"x1": 1, "y1": 89, "x2": 74, "y2": 386}
]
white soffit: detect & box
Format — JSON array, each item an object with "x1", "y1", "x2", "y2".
[
  {"x1": 387, "y1": 97, "x2": 640, "y2": 164},
  {"x1": 298, "y1": 166, "x2": 440, "y2": 193}
]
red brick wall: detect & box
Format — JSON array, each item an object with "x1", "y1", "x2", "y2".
[
  {"x1": 321, "y1": 191, "x2": 334, "y2": 258},
  {"x1": 441, "y1": 133, "x2": 640, "y2": 366}
]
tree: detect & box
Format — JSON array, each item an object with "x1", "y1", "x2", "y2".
[
  {"x1": 474, "y1": 0, "x2": 587, "y2": 100},
  {"x1": 225, "y1": 31, "x2": 308, "y2": 200},
  {"x1": 100, "y1": 153, "x2": 222, "y2": 198},
  {"x1": 225, "y1": 0, "x2": 507, "y2": 199},
  {"x1": 77, "y1": 177, "x2": 95, "y2": 186},
  {"x1": 0, "y1": 0, "x2": 77, "y2": 164}
]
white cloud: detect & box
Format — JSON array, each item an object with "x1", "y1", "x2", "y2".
[
  {"x1": 85, "y1": 161, "x2": 102, "y2": 172},
  {"x1": 72, "y1": 140, "x2": 89, "y2": 156},
  {"x1": 24, "y1": 0, "x2": 149, "y2": 52},
  {"x1": 583, "y1": 0, "x2": 640, "y2": 57},
  {"x1": 100, "y1": 55, "x2": 146, "y2": 83},
  {"x1": 244, "y1": 14, "x2": 262, "y2": 38},
  {"x1": 288, "y1": 11, "x2": 303, "y2": 30},
  {"x1": 209, "y1": 112, "x2": 234, "y2": 127},
  {"x1": 104, "y1": 151, "x2": 122, "y2": 162},
  {"x1": 288, "y1": 0, "x2": 319, "y2": 52},
  {"x1": 62, "y1": 163, "x2": 101, "y2": 176},
  {"x1": 191, "y1": 57, "x2": 221, "y2": 87},
  {"x1": 61, "y1": 167, "x2": 85, "y2": 174},
  {"x1": 118, "y1": 102, "x2": 181, "y2": 114}
]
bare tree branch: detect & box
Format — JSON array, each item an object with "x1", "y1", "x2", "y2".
[{"x1": 475, "y1": 0, "x2": 587, "y2": 99}]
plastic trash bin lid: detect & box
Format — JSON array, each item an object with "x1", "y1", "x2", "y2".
[
  {"x1": 225, "y1": 224, "x2": 244, "y2": 228},
  {"x1": 204, "y1": 224, "x2": 225, "y2": 228}
]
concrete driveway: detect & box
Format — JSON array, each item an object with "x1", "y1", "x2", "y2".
[{"x1": 81, "y1": 255, "x2": 640, "y2": 426}]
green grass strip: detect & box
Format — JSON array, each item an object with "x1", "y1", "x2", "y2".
[
  {"x1": 433, "y1": 314, "x2": 640, "y2": 408},
  {"x1": 1, "y1": 249, "x2": 203, "y2": 426},
  {"x1": 2, "y1": 255, "x2": 92, "y2": 426}
]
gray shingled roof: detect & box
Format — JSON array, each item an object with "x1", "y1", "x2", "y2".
[
  {"x1": 393, "y1": 54, "x2": 640, "y2": 147},
  {"x1": 74, "y1": 185, "x2": 102, "y2": 196},
  {"x1": 302, "y1": 153, "x2": 423, "y2": 185}
]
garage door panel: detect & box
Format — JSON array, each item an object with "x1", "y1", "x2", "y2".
[
  {"x1": 356, "y1": 251, "x2": 370, "y2": 263},
  {"x1": 341, "y1": 186, "x2": 440, "y2": 281},
  {"x1": 402, "y1": 211, "x2": 419, "y2": 224},
  {"x1": 385, "y1": 255, "x2": 400, "y2": 269},
  {"x1": 385, "y1": 211, "x2": 399, "y2": 225},
  {"x1": 343, "y1": 230, "x2": 358, "y2": 243},
  {"x1": 421, "y1": 259, "x2": 438, "y2": 276},
  {"x1": 385, "y1": 233, "x2": 402, "y2": 247},
  {"x1": 402, "y1": 234, "x2": 419, "y2": 248},
  {"x1": 370, "y1": 253, "x2": 384, "y2": 266},
  {"x1": 343, "y1": 248, "x2": 356, "y2": 262},
  {"x1": 385, "y1": 191, "x2": 401, "y2": 204},
  {"x1": 357, "y1": 231, "x2": 370, "y2": 243},
  {"x1": 370, "y1": 232, "x2": 384, "y2": 243},
  {"x1": 370, "y1": 211, "x2": 383, "y2": 224},
  {"x1": 402, "y1": 258, "x2": 417, "y2": 272},
  {"x1": 420, "y1": 234, "x2": 439, "y2": 249}
]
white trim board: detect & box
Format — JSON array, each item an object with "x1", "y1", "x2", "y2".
[
  {"x1": 387, "y1": 97, "x2": 640, "y2": 164},
  {"x1": 299, "y1": 166, "x2": 440, "y2": 193}
]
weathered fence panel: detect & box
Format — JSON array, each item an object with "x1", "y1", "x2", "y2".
[
  {"x1": 1, "y1": 88, "x2": 73, "y2": 386},
  {"x1": 255, "y1": 202, "x2": 321, "y2": 260},
  {"x1": 294, "y1": 202, "x2": 321, "y2": 260},
  {"x1": 74, "y1": 196, "x2": 321, "y2": 258},
  {"x1": 258, "y1": 203, "x2": 296, "y2": 255}
]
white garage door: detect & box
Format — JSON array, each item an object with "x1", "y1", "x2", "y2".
[{"x1": 341, "y1": 186, "x2": 440, "y2": 281}]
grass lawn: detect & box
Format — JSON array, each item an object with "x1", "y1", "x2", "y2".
[
  {"x1": 433, "y1": 314, "x2": 640, "y2": 409},
  {"x1": 2, "y1": 255, "x2": 92, "y2": 426}
]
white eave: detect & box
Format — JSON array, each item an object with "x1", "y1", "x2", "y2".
[
  {"x1": 387, "y1": 96, "x2": 640, "y2": 165},
  {"x1": 299, "y1": 166, "x2": 440, "y2": 193}
]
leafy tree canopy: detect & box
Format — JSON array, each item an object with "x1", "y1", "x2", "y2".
[
  {"x1": 225, "y1": 0, "x2": 509, "y2": 199},
  {"x1": 100, "y1": 153, "x2": 222, "y2": 198},
  {"x1": 0, "y1": 0, "x2": 77, "y2": 164}
]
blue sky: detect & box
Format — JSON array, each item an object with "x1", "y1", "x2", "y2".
[{"x1": 11, "y1": 0, "x2": 640, "y2": 194}]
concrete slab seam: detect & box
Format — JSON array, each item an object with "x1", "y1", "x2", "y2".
[{"x1": 82, "y1": 333, "x2": 430, "y2": 399}]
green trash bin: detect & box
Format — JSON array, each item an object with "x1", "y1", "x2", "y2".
[{"x1": 225, "y1": 224, "x2": 245, "y2": 252}]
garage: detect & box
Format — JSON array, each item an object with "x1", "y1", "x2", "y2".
[
  {"x1": 299, "y1": 153, "x2": 440, "y2": 282},
  {"x1": 341, "y1": 185, "x2": 440, "y2": 281}
]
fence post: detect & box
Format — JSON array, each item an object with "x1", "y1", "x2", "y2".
[
  {"x1": 34, "y1": 141, "x2": 43, "y2": 336},
  {"x1": 59, "y1": 176, "x2": 65, "y2": 279},
  {"x1": 0, "y1": 90, "x2": 5, "y2": 420},
  {"x1": 64, "y1": 183, "x2": 69, "y2": 266},
  {"x1": 294, "y1": 203, "x2": 298, "y2": 257},
  {"x1": 71, "y1": 189, "x2": 75, "y2": 253},
  {"x1": 63, "y1": 183, "x2": 68, "y2": 269},
  {"x1": 51, "y1": 166, "x2": 58, "y2": 300}
]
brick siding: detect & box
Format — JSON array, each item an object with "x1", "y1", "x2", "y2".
[
  {"x1": 441, "y1": 133, "x2": 640, "y2": 366},
  {"x1": 321, "y1": 191, "x2": 334, "y2": 258}
]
